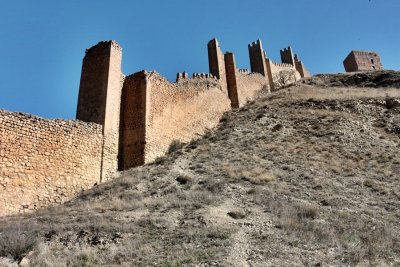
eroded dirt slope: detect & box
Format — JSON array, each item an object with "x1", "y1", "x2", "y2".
[{"x1": 1, "y1": 72, "x2": 400, "y2": 267}]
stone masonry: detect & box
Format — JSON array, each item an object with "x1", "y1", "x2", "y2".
[
  {"x1": 0, "y1": 110, "x2": 103, "y2": 216},
  {"x1": 343, "y1": 51, "x2": 384, "y2": 72},
  {"x1": 76, "y1": 41, "x2": 123, "y2": 181},
  {"x1": 0, "y1": 38, "x2": 310, "y2": 216}
]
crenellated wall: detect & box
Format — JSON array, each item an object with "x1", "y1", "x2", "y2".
[
  {"x1": 0, "y1": 110, "x2": 103, "y2": 216},
  {"x1": 1, "y1": 38, "x2": 310, "y2": 216}
]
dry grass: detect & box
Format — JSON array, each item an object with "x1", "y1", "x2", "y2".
[
  {"x1": 1, "y1": 73, "x2": 400, "y2": 265},
  {"x1": 0, "y1": 221, "x2": 38, "y2": 262}
]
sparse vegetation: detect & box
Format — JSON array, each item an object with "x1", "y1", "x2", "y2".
[
  {"x1": 273, "y1": 69, "x2": 298, "y2": 89},
  {"x1": 1, "y1": 72, "x2": 400, "y2": 266},
  {"x1": 0, "y1": 222, "x2": 37, "y2": 262}
]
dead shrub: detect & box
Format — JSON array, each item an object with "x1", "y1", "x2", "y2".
[
  {"x1": 0, "y1": 222, "x2": 37, "y2": 262},
  {"x1": 239, "y1": 168, "x2": 276, "y2": 184},
  {"x1": 275, "y1": 202, "x2": 319, "y2": 230}
]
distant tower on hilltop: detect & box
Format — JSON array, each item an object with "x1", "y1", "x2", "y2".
[{"x1": 343, "y1": 51, "x2": 383, "y2": 72}]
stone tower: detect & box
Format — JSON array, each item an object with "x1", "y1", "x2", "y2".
[
  {"x1": 76, "y1": 40, "x2": 123, "y2": 181},
  {"x1": 224, "y1": 52, "x2": 239, "y2": 108},
  {"x1": 280, "y1": 46, "x2": 295, "y2": 66},
  {"x1": 119, "y1": 71, "x2": 150, "y2": 170},
  {"x1": 248, "y1": 40, "x2": 268, "y2": 77},
  {"x1": 208, "y1": 38, "x2": 226, "y2": 86},
  {"x1": 343, "y1": 51, "x2": 383, "y2": 72}
]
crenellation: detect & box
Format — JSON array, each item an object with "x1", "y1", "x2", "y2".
[
  {"x1": 192, "y1": 73, "x2": 215, "y2": 79},
  {"x1": 176, "y1": 71, "x2": 189, "y2": 82}
]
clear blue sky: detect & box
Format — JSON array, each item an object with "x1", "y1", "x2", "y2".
[{"x1": 0, "y1": 0, "x2": 399, "y2": 119}]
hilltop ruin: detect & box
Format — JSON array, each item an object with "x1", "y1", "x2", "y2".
[{"x1": 343, "y1": 50, "x2": 383, "y2": 72}]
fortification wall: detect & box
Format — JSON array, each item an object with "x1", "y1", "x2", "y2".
[
  {"x1": 270, "y1": 61, "x2": 294, "y2": 72},
  {"x1": 236, "y1": 72, "x2": 269, "y2": 106},
  {"x1": 0, "y1": 38, "x2": 311, "y2": 216},
  {"x1": 295, "y1": 60, "x2": 311, "y2": 78},
  {"x1": 269, "y1": 62, "x2": 301, "y2": 87},
  {"x1": 0, "y1": 110, "x2": 103, "y2": 216},
  {"x1": 144, "y1": 73, "x2": 231, "y2": 163}
]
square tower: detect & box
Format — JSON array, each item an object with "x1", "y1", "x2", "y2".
[
  {"x1": 76, "y1": 40, "x2": 123, "y2": 180},
  {"x1": 248, "y1": 40, "x2": 267, "y2": 76},
  {"x1": 343, "y1": 51, "x2": 383, "y2": 72},
  {"x1": 207, "y1": 38, "x2": 226, "y2": 81},
  {"x1": 280, "y1": 46, "x2": 295, "y2": 66}
]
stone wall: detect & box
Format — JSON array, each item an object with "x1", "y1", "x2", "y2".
[
  {"x1": 236, "y1": 72, "x2": 269, "y2": 106},
  {"x1": 0, "y1": 110, "x2": 103, "y2": 216},
  {"x1": 145, "y1": 73, "x2": 231, "y2": 163},
  {"x1": 119, "y1": 67, "x2": 269, "y2": 169}
]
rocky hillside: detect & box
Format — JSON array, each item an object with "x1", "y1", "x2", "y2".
[
  {"x1": 302, "y1": 70, "x2": 400, "y2": 88},
  {"x1": 1, "y1": 71, "x2": 400, "y2": 267}
]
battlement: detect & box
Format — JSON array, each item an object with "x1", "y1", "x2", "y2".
[
  {"x1": 248, "y1": 39, "x2": 263, "y2": 48},
  {"x1": 280, "y1": 46, "x2": 292, "y2": 53},
  {"x1": 176, "y1": 71, "x2": 189, "y2": 82},
  {"x1": 351, "y1": 50, "x2": 379, "y2": 56},
  {"x1": 192, "y1": 73, "x2": 215, "y2": 79},
  {"x1": 85, "y1": 40, "x2": 122, "y2": 55},
  {"x1": 271, "y1": 61, "x2": 294, "y2": 69},
  {"x1": 238, "y1": 69, "x2": 250, "y2": 73}
]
